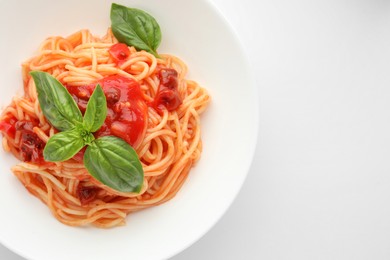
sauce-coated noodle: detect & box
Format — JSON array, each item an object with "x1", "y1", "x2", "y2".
[{"x1": 0, "y1": 29, "x2": 210, "y2": 227}]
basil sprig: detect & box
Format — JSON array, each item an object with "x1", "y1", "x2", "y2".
[
  {"x1": 110, "y1": 3, "x2": 162, "y2": 58},
  {"x1": 30, "y1": 71, "x2": 144, "y2": 193}
]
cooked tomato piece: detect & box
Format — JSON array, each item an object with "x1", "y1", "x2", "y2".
[
  {"x1": 151, "y1": 68, "x2": 182, "y2": 113},
  {"x1": 66, "y1": 75, "x2": 148, "y2": 152},
  {"x1": 109, "y1": 43, "x2": 130, "y2": 64}
]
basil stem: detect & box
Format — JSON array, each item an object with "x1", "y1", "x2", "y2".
[
  {"x1": 83, "y1": 84, "x2": 107, "y2": 132},
  {"x1": 43, "y1": 128, "x2": 86, "y2": 162},
  {"x1": 30, "y1": 71, "x2": 83, "y2": 131},
  {"x1": 31, "y1": 61, "x2": 144, "y2": 193},
  {"x1": 84, "y1": 136, "x2": 144, "y2": 193},
  {"x1": 110, "y1": 3, "x2": 161, "y2": 57}
]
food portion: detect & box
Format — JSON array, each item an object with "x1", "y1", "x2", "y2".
[{"x1": 0, "y1": 4, "x2": 210, "y2": 227}]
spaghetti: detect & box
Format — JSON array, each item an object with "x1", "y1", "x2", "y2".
[{"x1": 0, "y1": 29, "x2": 210, "y2": 227}]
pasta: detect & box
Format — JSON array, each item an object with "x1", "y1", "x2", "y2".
[{"x1": 0, "y1": 28, "x2": 210, "y2": 228}]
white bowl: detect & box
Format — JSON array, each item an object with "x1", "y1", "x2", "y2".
[{"x1": 0, "y1": 0, "x2": 258, "y2": 259}]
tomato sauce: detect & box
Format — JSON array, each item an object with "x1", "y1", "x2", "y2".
[
  {"x1": 66, "y1": 75, "x2": 148, "y2": 150},
  {"x1": 0, "y1": 117, "x2": 16, "y2": 139}
]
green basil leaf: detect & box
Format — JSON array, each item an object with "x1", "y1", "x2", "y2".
[
  {"x1": 83, "y1": 84, "x2": 107, "y2": 132},
  {"x1": 84, "y1": 136, "x2": 144, "y2": 193},
  {"x1": 30, "y1": 71, "x2": 83, "y2": 131},
  {"x1": 43, "y1": 128, "x2": 85, "y2": 162},
  {"x1": 110, "y1": 3, "x2": 161, "y2": 57}
]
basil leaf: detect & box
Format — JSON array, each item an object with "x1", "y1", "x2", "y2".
[
  {"x1": 110, "y1": 3, "x2": 161, "y2": 57},
  {"x1": 83, "y1": 84, "x2": 107, "y2": 132},
  {"x1": 43, "y1": 128, "x2": 85, "y2": 162},
  {"x1": 84, "y1": 136, "x2": 144, "y2": 193},
  {"x1": 30, "y1": 71, "x2": 83, "y2": 131}
]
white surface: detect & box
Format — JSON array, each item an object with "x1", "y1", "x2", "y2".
[
  {"x1": 2, "y1": 0, "x2": 390, "y2": 259},
  {"x1": 0, "y1": 0, "x2": 257, "y2": 260}
]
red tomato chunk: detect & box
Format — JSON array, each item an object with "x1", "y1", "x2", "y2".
[
  {"x1": 151, "y1": 68, "x2": 183, "y2": 113},
  {"x1": 109, "y1": 43, "x2": 131, "y2": 65},
  {"x1": 66, "y1": 75, "x2": 148, "y2": 151},
  {"x1": 0, "y1": 118, "x2": 45, "y2": 163},
  {"x1": 77, "y1": 184, "x2": 100, "y2": 205}
]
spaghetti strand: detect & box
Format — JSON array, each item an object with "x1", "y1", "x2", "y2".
[{"x1": 0, "y1": 29, "x2": 210, "y2": 227}]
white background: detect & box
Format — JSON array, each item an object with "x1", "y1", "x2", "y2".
[{"x1": 2, "y1": 0, "x2": 390, "y2": 259}]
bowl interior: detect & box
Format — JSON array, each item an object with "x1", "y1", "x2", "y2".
[{"x1": 0, "y1": 0, "x2": 258, "y2": 259}]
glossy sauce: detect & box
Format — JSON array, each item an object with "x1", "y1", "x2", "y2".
[
  {"x1": 0, "y1": 117, "x2": 16, "y2": 138},
  {"x1": 66, "y1": 75, "x2": 148, "y2": 150}
]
